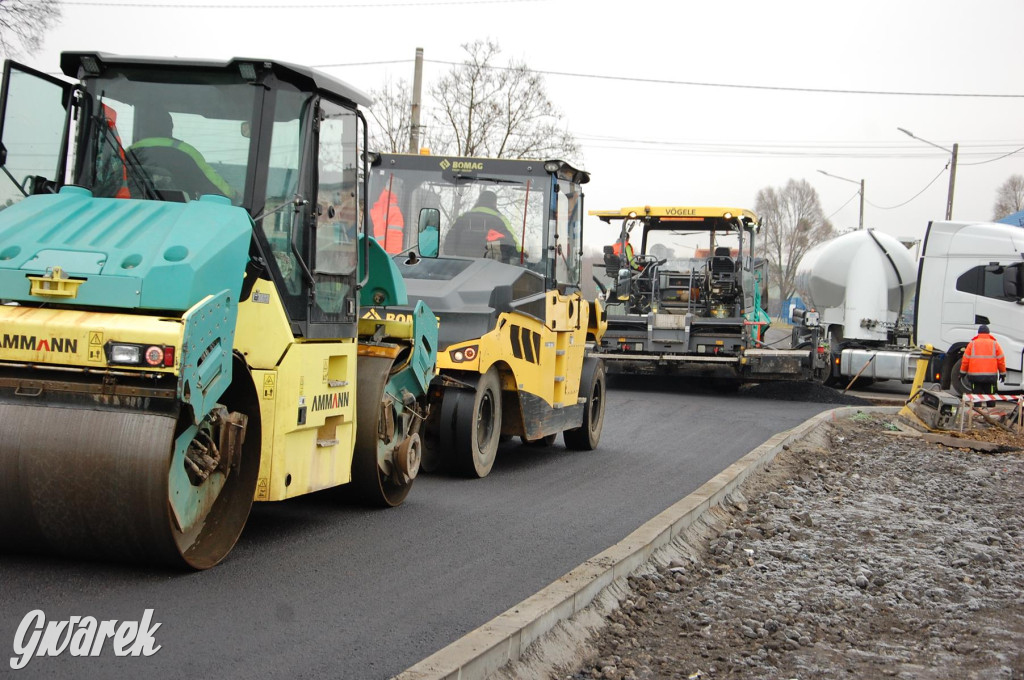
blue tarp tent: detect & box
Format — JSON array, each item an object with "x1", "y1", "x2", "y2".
[
  {"x1": 997, "y1": 210, "x2": 1024, "y2": 227},
  {"x1": 781, "y1": 296, "x2": 806, "y2": 323}
]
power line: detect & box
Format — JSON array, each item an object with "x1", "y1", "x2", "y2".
[
  {"x1": 307, "y1": 56, "x2": 1024, "y2": 100},
  {"x1": 55, "y1": 0, "x2": 542, "y2": 7},
  {"x1": 958, "y1": 144, "x2": 1024, "y2": 165},
  {"x1": 867, "y1": 166, "x2": 950, "y2": 210},
  {"x1": 42, "y1": 3, "x2": 1024, "y2": 99},
  {"x1": 575, "y1": 132, "x2": 1024, "y2": 150},
  {"x1": 824, "y1": 189, "x2": 860, "y2": 221},
  {"x1": 575, "y1": 139, "x2": 1024, "y2": 160},
  {"x1": 420, "y1": 59, "x2": 1024, "y2": 99}
]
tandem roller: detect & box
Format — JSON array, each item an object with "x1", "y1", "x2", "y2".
[{"x1": 0, "y1": 52, "x2": 438, "y2": 569}]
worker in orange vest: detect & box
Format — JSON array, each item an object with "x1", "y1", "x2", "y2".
[
  {"x1": 370, "y1": 188, "x2": 405, "y2": 254},
  {"x1": 99, "y1": 104, "x2": 131, "y2": 199},
  {"x1": 960, "y1": 324, "x2": 1006, "y2": 401},
  {"x1": 611, "y1": 234, "x2": 639, "y2": 271}
]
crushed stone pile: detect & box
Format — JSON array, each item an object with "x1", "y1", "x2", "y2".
[{"x1": 558, "y1": 414, "x2": 1024, "y2": 680}]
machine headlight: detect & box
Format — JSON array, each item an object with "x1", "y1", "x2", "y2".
[
  {"x1": 107, "y1": 342, "x2": 175, "y2": 367},
  {"x1": 109, "y1": 344, "x2": 141, "y2": 364},
  {"x1": 449, "y1": 345, "x2": 478, "y2": 363}
]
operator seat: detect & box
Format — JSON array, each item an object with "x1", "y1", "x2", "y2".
[
  {"x1": 603, "y1": 245, "x2": 620, "y2": 278},
  {"x1": 444, "y1": 212, "x2": 491, "y2": 258},
  {"x1": 128, "y1": 139, "x2": 236, "y2": 201},
  {"x1": 707, "y1": 246, "x2": 738, "y2": 299},
  {"x1": 710, "y1": 247, "x2": 735, "y2": 275},
  {"x1": 444, "y1": 211, "x2": 514, "y2": 261},
  {"x1": 127, "y1": 108, "x2": 236, "y2": 201}
]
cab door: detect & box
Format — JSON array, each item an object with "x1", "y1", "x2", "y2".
[
  {"x1": 307, "y1": 98, "x2": 360, "y2": 340},
  {"x1": 0, "y1": 61, "x2": 72, "y2": 204},
  {"x1": 976, "y1": 262, "x2": 1024, "y2": 384}
]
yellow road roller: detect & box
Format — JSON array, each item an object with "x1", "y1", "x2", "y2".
[{"x1": 365, "y1": 152, "x2": 607, "y2": 477}]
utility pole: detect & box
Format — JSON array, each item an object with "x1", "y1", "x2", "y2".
[
  {"x1": 857, "y1": 178, "x2": 865, "y2": 230},
  {"x1": 897, "y1": 128, "x2": 958, "y2": 220},
  {"x1": 945, "y1": 143, "x2": 958, "y2": 220},
  {"x1": 408, "y1": 47, "x2": 424, "y2": 154},
  {"x1": 818, "y1": 170, "x2": 865, "y2": 229}
]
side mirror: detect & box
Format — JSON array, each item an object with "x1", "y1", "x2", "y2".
[
  {"x1": 418, "y1": 207, "x2": 440, "y2": 258},
  {"x1": 616, "y1": 268, "x2": 631, "y2": 301}
]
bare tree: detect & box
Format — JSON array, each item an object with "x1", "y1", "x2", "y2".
[
  {"x1": 0, "y1": 0, "x2": 61, "y2": 58},
  {"x1": 367, "y1": 76, "x2": 413, "y2": 154},
  {"x1": 756, "y1": 178, "x2": 835, "y2": 307},
  {"x1": 429, "y1": 40, "x2": 579, "y2": 162},
  {"x1": 992, "y1": 174, "x2": 1024, "y2": 220}
]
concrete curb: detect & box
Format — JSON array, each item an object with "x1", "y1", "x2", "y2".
[{"x1": 394, "y1": 405, "x2": 900, "y2": 680}]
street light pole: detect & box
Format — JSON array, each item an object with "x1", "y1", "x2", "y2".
[
  {"x1": 856, "y1": 178, "x2": 865, "y2": 231},
  {"x1": 897, "y1": 127, "x2": 958, "y2": 220},
  {"x1": 408, "y1": 47, "x2": 425, "y2": 154},
  {"x1": 817, "y1": 169, "x2": 865, "y2": 229},
  {"x1": 945, "y1": 143, "x2": 958, "y2": 221}
]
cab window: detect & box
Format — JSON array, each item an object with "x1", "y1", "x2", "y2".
[
  {"x1": 311, "y1": 99, "x2": 359, "y2": 324},
  {"x1": 258, "y1": 89, "x2": 307, "y2": 311}
]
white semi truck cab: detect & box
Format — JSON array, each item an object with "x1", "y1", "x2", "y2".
[{"x1": 915, "y1": 220, "x2": 1024, "y2": 393}]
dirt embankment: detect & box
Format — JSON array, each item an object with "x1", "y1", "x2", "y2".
[{"x1": 561, "y1": 413, "x2": 1024, "y2": 680}]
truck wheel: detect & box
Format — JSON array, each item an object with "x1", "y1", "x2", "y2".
[
  {"x1": 949, "y1": 356, "x2": 969, "y2": 396},
  {"x1": 452, "y1": 367, "x2": 502, "y2": 478},
  {"x1": 564, "y1": 359, "x2": 606, "y2": 450},
  {"x1": 822, "y1": 338, "x2": 844, "y2": 387}
]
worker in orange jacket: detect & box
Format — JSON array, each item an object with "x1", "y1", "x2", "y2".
[
  {"x1": 370, "y1": 188, "x2": 405, "y2": 254},
  {"x1": 611, "y1": 235, "x2": 640, "y2": 271},
  {"x1": 960, "y1": 324, "x2": 1006, "y2": 397}
]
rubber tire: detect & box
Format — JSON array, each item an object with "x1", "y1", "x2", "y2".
[
  {"x1": 822, "y1": 337, "x2": 844, "y2": 387},
  {"x1": 419, "y1": 400, "x2": 444, "y2": 473},
  {"x1": 351, "y1": 355, "x2": 414, "y2": 507},
  {"x1": 453, "y1": 368, "x2": 502, "y2": 478},
  {"x1": 949, "y1": 356, "x2": 969, "y2": 396},
  {"x1": 564, "y1": 359, "x2": 606, "y2": 450}
]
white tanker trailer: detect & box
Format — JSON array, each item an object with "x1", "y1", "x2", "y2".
[
  {"x1": 791, "y1": 229, "x2": 919, "y2": 384},
  {"x1": 793, "y1": 222, "x2": 1024, "y2": 393}
]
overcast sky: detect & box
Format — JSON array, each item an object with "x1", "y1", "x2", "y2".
[{"x1": 20, "y1": 0, "x2": 1024, "y2": 247}]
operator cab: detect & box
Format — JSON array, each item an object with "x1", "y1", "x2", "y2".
[
  {"x1": 0, "y1": 53, "x2": 378, "y2": 340},
  {"x1": 367, "y1": 153, "x2": 588, "y2": 290},
  {"x1": 591, "y1": 206, "x2": 767, "y2": 326},
  {"x1": 366, "y1": 152, "x2": 590, "y2": 347}
]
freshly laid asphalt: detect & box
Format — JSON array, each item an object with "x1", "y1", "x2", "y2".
[{"x1": 0, "y1": 377, "x2": 836, "y2": 679}]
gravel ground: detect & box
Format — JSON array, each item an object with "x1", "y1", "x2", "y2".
[{"x1": 538, "y1": 410, "x2": 1024, "y2": 680}]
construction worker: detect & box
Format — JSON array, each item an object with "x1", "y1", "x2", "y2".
[
  {"x1": 128, "y1": 108, "x2": 237, "y2": 201},
  {"x1": 611, "y1": 233, "x2": 640, "y2": 271},
  {"x1": 370, "y1": 187, "x2": 406, "y2": 254},
  {"x1": 960, "y1": 324, "x2": 1006, "y2": 403},
  {"x1": 444, "y1": 190, "x2": 519, "y2": 261}
]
